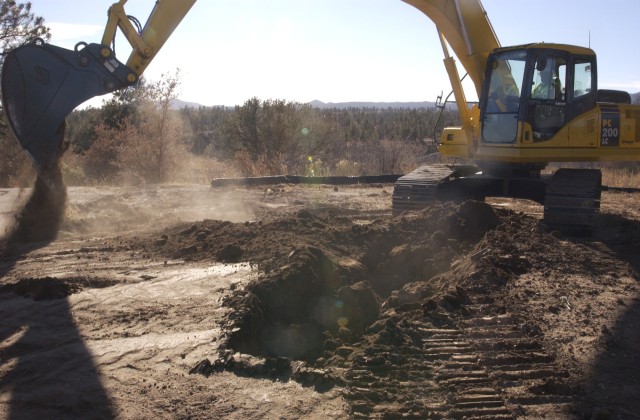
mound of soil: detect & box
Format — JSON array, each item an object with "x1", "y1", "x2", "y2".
[
  {"x1": 138, "y1": 201, "x2": 501, "y2": 362},
  {"x1": 3, "y1": 182, "x2": 640, "y2": 419},
  {"x1": 1, "y1": 277, "x2": 82, "y2": 300},
  {"x1": 152, "y1": 195, "x2": 640, "y2": 417}
]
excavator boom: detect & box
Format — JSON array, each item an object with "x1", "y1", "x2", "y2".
[{"x1": 401, "y1": 0, "x2": 499, "y2": 98}]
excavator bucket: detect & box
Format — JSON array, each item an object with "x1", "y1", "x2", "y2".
[{"x1": 1, "y1": 39, "x2": 136, "y2": 172}]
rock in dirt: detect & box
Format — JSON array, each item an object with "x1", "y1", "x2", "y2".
[{"x1": 336, "y1": 281, "x2": 379, "y2": 333}]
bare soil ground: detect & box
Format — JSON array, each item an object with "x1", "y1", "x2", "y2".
[{"x1": 1, "y1": 182, "x2": 639, "y2": 419}]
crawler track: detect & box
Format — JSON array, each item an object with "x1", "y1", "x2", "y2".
[
  {"x1": 393, "y1": 164, "x2": 607, "y2": 234},
  {"x1": 391, "y1": 165, "x2": 455, "y2": 215},
  {"x1": 543, "y1": 168, "x2": 602, "y2": 233}
]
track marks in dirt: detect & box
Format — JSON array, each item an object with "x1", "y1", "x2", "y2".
[{"x1": 340, "y1": 255, "x2": 580, "y2": 419}]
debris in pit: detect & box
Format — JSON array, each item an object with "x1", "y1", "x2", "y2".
[
  {"x1": 217, "y1": 244, "x2": 243, "y2": 262},
  {"x1": 217, "y1": 202, "x2": 503, "y2": 365},
  {"x1": 190, "y1": 351, "x2": 340, "y2": 391},
  {"x1": 155, "y1": 234, "x2": 168, "y2": 246},
  {"x1": 335, "y1": 281, "x2": 380, "y2": 334}
]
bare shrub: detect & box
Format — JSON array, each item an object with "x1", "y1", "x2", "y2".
[
  {"x1": 600, "y1": 165, "x2": 640, "y2": 188},
  {"x1": 74, "y1": 70, "x2": 187, "y2": 184},
  {"x1": 234, "y1": 150, "x2": 288, "y2": 177},
  {"x1": 60, "y1": 150, "x2": 88, "y2": 186},
  {"x1": 81, "y1": 122, "x2": 126, "y2": 183},
  {"x1": 116, "y1": 104, "x2": 186, "y2": 183},
  {"x1": 334, "y1": 159, "x2": 361, "y2": 176},
  {"x1": 228, "y1": 98, "x2": 320, "y2": 174},
  {"x1": 327, "y1": 139, "x2": 425, "y2": 176},
  {"x1": 546, "y1": 161, "x2": 640, "y2": 188},
  {"x1": 170, "y1": 154, "x2": 241, "y2": 184},
  {"x1": 80, "y1": 111, "x2": 187, "y2": 185},
  {"x1": 0, "y1": 133, "x2": 35, "y2": 187}
]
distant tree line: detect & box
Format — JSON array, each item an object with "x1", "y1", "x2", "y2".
[
  {"x1": 60, "y1": 90, "x2": 458, "y2": 183},
  {"x1": 1, "y1": 0, "x2": 638, "y2": 187}
]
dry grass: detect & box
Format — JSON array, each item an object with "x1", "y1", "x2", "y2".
[
  {"x1": 170, "y1": 154, "x2": 241, "y2": 184},
  {"x1": 600, "y1": 167, "x2": 640, "y2": 188},
  {"x1": 58, "y1": 150, "x2": 242, "y2": 186},
  {"x1": 546, "y1": 162, "x2": 640, "y2": 188}
]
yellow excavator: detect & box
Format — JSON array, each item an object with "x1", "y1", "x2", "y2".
[{"x1": 2, "y1": 0, "x2": 639, "y2": 232}]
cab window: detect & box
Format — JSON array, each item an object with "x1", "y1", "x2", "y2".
[
  {"x1": 531, "y1": 56, "x2": 566, "y2": 101},
  {"x1": 527, "y1": 54, "x2": 567, "y2": 141},
  {"x1": 573, "y1": 60, "x2": 592, "y2": 98},
  {"x1": 482, "y1": 50, "x2": 526, "y2": 144}
]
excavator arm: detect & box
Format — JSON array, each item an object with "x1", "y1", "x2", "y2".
[
  {"x1": 401, "y1": 0, "x2": 499, "y2": 99},
  {"x1": 1, "y1": 0, "x2": 195, "y2": 172},
  {"x1": 102, "y1": 0, "x2": 196, "y2": 77},
  {"x1": 1, "y1": 0, "x2": 487, "y2": 172},
  {"x1": 401, "y1": 0, "x2": 499, "y2": 150}
]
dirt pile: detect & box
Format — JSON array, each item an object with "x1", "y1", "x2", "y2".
[
  {"x1": 145, "y1": 201, "x2": 501, "y2": 364},
  {"x1": 161, "y1": 197, "x2": 640, "y2": 418}
]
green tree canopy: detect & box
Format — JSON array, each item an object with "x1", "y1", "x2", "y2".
[{"x1": 0, "y1": 1, "x2": 50, "y2": 59}]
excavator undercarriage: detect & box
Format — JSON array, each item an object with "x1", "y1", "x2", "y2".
[{"x1": 392, "y1": 164, "x2": 602, "y2": 233}]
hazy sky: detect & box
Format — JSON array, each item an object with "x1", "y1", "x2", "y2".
[{"x1": 26, "y1": 0, "x2": 640, "y2": 107}]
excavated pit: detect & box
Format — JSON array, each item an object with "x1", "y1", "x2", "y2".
[{"x1": 164, "y1": 201, "x2": 501, "y2": 363}]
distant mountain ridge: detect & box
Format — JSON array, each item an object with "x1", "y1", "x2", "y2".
[
  {"x1": 308, "y1": 100, "x2": 440, "y2": 109},
  {"x1": 170, "y1": 99, "x2": 445, "y2": 110},
  {"x1": 170, "y1": 99, "x2": 206, "y2": 109},
  {"x1": 171, "y1": 93, "x2": 640, "y2": 110}
]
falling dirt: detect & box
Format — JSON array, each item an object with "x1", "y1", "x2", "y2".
[
  {"x1": 3, "y1": 160, "x2": 67, "y2": 245},
  {"x1": 1, "y1": 183, "x2": 640, "y2": 419}
]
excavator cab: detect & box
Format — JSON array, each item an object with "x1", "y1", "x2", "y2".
[
  {"x1": 1, "y1": 40, "x2": 136, "y2": 172},
  {"x1": 479, "y1": 44, "x2": 598, "y2": 148}
]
